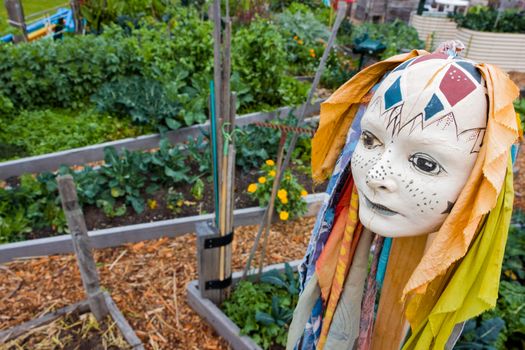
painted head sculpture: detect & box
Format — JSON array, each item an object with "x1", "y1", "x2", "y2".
[
  {"x1": 352, "y1": 53, "x2": 487, "y2": 237},
  {"x1": 289, "y1": 45, "x2": 520, "y2": 350}
]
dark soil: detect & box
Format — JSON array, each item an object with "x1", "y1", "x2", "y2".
[{"x1": 25, "y1": 167, "x2": 328, "y2": 240}]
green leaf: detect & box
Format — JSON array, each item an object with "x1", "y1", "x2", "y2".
[{"x1": 255, "y1": 311, "x2": 275, "y2": 326}]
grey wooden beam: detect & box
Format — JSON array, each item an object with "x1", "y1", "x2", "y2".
[
  {"x1": 0, "y1": 193, "x2": 327, "y2": 264},
  {"x1": 0, "y1": 101, "x2": 322, "y2": 180},
  {"x1": 103, "y1": 292, "x2": 145, "y2": 350}
]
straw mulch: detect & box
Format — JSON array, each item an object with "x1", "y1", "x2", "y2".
[{"x1": 0, "y1": 216, "x2": 316, "y2": 350}]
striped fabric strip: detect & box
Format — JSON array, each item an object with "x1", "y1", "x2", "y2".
[
  {"x1": 357, "y1": 235, "x2": 385, "y2": 350},
  {"x1": 317, "y1": 184, "x2": 361, "y2": 349}
]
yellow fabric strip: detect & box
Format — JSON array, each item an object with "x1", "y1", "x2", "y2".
[
  {"x1": 403, "y1": 157, "x2": 514, "y2": 350},
  {"x1": 317, "y1": 185, "x2": 361, "y2": 350}
]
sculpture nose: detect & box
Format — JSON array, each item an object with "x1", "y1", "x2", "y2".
[
  {"x1": 367, "y1": 176, "x2": 398, "y2": 193},
  {"x1": 365, "y1": 161, "x2": 398, "y2": 193}
]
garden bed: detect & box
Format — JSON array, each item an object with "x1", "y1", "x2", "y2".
[
  {"x1": 22, "y1": 166, "x2": 324, "y2": 241},
  {"x1": 187, "y1": 261, "x2": 301, "y2": 350}
]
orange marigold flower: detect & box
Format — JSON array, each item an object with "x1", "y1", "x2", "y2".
[
  {"x1": 247, "y1": 183, "x2": 257, "y2": 193},
  {"x1": 258, "y1": 177, "x2": 267, "y2": 184}
]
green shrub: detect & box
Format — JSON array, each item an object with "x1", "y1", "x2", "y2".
[
  {"x1": 232, "y1": 19, "x2": 296, "y2": 109},
  {"x1": 450, "y1": 6, "x2": 525, "y2": 33},
  {"x1": 0, "y1": 33, "x2": 142, "y2": 109}
]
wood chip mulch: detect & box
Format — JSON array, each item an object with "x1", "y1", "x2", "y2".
[{"x1": 0, "y1": 216, "x2": 316, "y2": 350}]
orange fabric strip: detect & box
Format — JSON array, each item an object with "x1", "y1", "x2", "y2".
[{"x1": 317, "y1": 185, "x2": 362, "y2": 350}]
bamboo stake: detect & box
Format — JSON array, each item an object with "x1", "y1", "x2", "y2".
[
  {"x1": 212, "y1": 0, "x2": 223, "y2": 175},
  {"x1": 257, "y1": 132, "x2": 288, "y2": 277}
]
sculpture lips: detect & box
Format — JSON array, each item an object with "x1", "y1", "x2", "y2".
[{"x1": 363, "y1": 195, "x2": 398, "y2": 216}]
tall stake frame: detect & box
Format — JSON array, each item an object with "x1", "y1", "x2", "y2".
[{"x1": 197, "y1": 0, "x2": 236, "y2": 305}]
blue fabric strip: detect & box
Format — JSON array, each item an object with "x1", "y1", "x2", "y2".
[{"x1": 376, "y1": 237, "x2": 392, "y2": 288}]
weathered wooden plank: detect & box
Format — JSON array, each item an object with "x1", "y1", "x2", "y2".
[
  {"x1": 0, "y1": 300, "x2": 90, "y2": 343},
  {"x1": 57, "y1": 175, "x2": 108, "y2": 321},
  {"x1": 0, "y1": 102, "x2": 322, "y2": 180},
  {"x1": 196, "y1": 221, "x2": 222, "y2": 304},
  {"x1": 103, "y1": 292, "x2": 145, "y2": 350},
  {"x1": 0, "y1": 193, "x2": 327, "y2": 264}
]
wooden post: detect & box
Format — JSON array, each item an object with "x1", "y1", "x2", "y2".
[
  {"x1": 4, "y1": 0, "x2": 27, "y2": 42},
  {"x1": 196, "y1": 221, "x2": 222, "y2": 304},
  {"x1": 69, "y1": 0, "x2": 84, "y2": 34},
  {"x1": 57, "y1": 175, "x2": 108, "y2": 322}
]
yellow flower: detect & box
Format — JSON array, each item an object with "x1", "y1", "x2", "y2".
[
  {"x1": 285, "y1": 175, "x2": 291, "y2": 180},
  {"x1": 280, "y1": 196, "x2": 288, "y2": 204},
  {"x1": 298, "y1": 39, "x2": 304, "y2": 45},
  {"x1": 279, "y1": 211, "x2": 289, "y2": 221},
  {"x1": 309, "y1": 49, "x2": 316, "y2": 58},
  {"x1": 277, "y1": 189, "x2": 288, "y2": 200},
  {"x1": 301, "y1": 190, "x2": 308, "y2": 197},
  {"x1": 269, "y1": 170, "x2": 276, "y2": 177},
  {"x1": 258, "y1": 176, "x2": 267, "y2": 184},
  {"x1": 265, "y1": 159, "x2": 275, "y2": 166},
  {"x1": 247, "y1": 183, "x2": 257, "y2": 193},
  {"x1": 293, "y1": 35, "x2": 299, "y2": 40},
  {"x1": 147, "y1": 199, "x2": 158, "y2": 210}
]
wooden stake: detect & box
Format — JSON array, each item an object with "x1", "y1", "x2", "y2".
[{"x1": 57, "y1": 175, "x2": 108, "y2": 322}]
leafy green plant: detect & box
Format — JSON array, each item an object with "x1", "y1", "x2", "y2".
[
  {"x1": 232, "y1": 19, "x2": 297, "y2": 109},
  {"x1": 186, "y1": 134, "x2": 213, "y2": 179},
  {"x1": 166, "y1": 187, "x2": 185, "y2": 214},
  {"x1": 101, "y1": 147, "x2": 149, "y2": 214},
  {"x1": 0, "y1": 174, "x2": 65, "y2": 242},
  {"x1": 91, "y1": 76, "x2": 181, "y2": 133},
  {"x1": 148, "y1": 138, "x2": 190, "y2": 185},
  {"x1": 0, "y1": 109, "x2": 144, "y2": 161},
  {"x1": 222, "y1": 264, "x2": 299, "y2": 349},
  {"x1": 247, "y1": 160, "x2": 308, "y2": 221},
  {"x1": 236, "y1": 114, "x2": 314, "y2": 171}
]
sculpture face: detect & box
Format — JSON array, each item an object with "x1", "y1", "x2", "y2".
[{"x1": 351, "y1": 54, "x2": 488, "y2": 237}]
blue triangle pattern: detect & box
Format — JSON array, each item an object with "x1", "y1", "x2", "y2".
[
  {"x1": 384, "y1": 77, "x2": 402, "y2": 110},
  {"x1": 424, "y1": 93, "x2": 444, "y2": 121}
]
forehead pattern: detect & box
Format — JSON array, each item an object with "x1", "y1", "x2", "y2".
[
  {"x1": 368, "y1": 53, "x2": 487, "y2": 153},
  {"x1": 374, "y1": 54, "x2": 486, "y2": 130}
]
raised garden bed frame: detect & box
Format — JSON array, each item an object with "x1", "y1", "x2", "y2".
[
  {"x1": 0, "y1": 192, "x2": 327, "y2": 264},
  {"x1": 186, "y1": 260, "x2": 302, "y2": 350}
]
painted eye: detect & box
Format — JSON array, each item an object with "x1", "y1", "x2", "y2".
[
  {"x1": 360, "y1": 130, "x2": 383, "y2": 149},
  {"x1": 409, "y1": 153, "x2": 446, "y2": 175}
]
